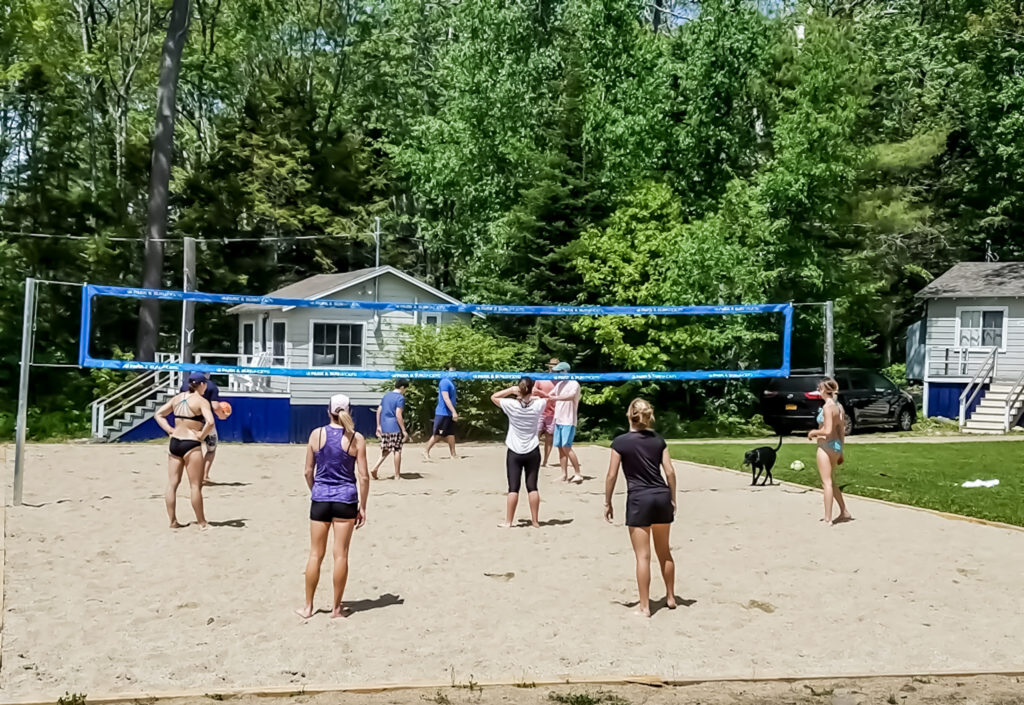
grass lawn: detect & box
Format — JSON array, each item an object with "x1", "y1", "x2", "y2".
[{"x1": 669, "y1": 441, "x2": 1024, "y2": 527}]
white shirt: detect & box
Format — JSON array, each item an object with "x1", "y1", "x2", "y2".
[
  {"x1": 500, "y1": 397, "x2": 546, "y2": 454},
  {"x1": 553, "y1": 379, "x2": 581, "y2": 426}
]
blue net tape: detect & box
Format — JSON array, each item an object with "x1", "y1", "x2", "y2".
[{"x1": 80, "y1": 284, "x2": 793, "y2": 381}]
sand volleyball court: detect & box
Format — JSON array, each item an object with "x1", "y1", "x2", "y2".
[{"x1": 1, "y1": 442, "x2": 1022, "y2": 700}]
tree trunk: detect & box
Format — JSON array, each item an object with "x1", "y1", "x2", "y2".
[{"x1": 138, "y1": 0, "x2": 192, "y2": 361}]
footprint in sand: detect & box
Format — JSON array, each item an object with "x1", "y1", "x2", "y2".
[
  {"x1": 744, "y1": 599, "x2": 776, "y2": 613},
  {"x1": 484, "y1": 572, "x2": 515, "y2": 581}
]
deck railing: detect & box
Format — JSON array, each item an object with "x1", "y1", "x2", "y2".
[
  {"x1": 958, "y1": 347, "x2": 997, "y2": 428},
  {"x1": 925, "y1": 345, "x2": 1000, "y2": 380}
]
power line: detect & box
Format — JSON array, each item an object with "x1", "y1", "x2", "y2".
[{"x1": 0, "y1": 229, "x2": 368, "y2": 243}]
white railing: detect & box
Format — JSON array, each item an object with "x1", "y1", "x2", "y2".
[
  {"x1": 1005, "y1": 369, "x2": 1024, "y2": 432},
  {"x1": 959, "y1": 347, "x2": 998, "y2": 428},
  {"x1": 90, "y1": 352, "x2": 180, "y2": 439},
  {"x1": 195, "y1": 347, "x2": 291, "y2": 393},
  {"x1": 926, "y1": 345, "x2": 1000, "y2": 380}
]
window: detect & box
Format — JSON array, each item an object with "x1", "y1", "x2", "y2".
[
  {"x1": 271, "y1": 322, "x2": 286, "y2": 366},
  {"x1": 242, "y1": 323, "x2": 254, "y2": 357},
  {"x1": 957, "y1": 308, "x2": 1005, "y2": 349},
  {"x1": 311, "y1": 322, "x2": 363, "y2": 367},
  {"x1": 424, "y1": 314, "x2": 439, "y2": 328},
  {"x1": 866, "y1": 372, "x2": 895, "y2": 392}
]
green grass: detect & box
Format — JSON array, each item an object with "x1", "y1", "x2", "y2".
[{"x1": 669, "y1": 441, "x2": 1024, "y2": 527}]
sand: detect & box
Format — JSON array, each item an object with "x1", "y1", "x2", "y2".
[{"x1": 1, "y1": 442, "x2": 1023, "y2": 702}]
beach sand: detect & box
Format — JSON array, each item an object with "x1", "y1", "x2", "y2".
[{"x1": 2, "y1": 442, "x2": 1022, "y2": 700}]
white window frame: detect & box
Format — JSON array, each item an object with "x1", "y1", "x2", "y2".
[
  {"x1": 954, "y1": 305, "x2": 1008, "y2": 352},
  {"x1": 270, "y1": 319, "x2": 288, "y2": 367},
  {"x1": 241, "y1": 321, "x2": 255, "y2": 359},
  {"x1": 421, "y1": 312, "x2": 441, "y2": 329},
  {"x1": 307, "y1": 319, "x2": 367, "y2": 368}
]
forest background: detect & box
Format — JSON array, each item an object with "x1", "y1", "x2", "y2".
[{"x1": 2, "y1": 0, "x2": 1021, "y2": 438}]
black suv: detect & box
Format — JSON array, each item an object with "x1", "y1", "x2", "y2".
[{"x1": 759, "y1": 368, "x2": 916, "y2": 436}]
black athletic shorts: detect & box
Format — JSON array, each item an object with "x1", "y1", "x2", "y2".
[
  {"x1": 432, "y1": 414, "x2": 456, "y2": 437},
  {"x1": 506, "y1": 447, "x2": 541, "y2": 494},
  {"x1": 309, "y1": 501, "x2": 359, "y2": 522},
  {"x1": 625, "y1": 488, "x2": 674, "y2": 527}
]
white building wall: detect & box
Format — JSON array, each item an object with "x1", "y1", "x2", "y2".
[{"x1": 925, "y1": 297, "x2": 1024, "y2": 380}]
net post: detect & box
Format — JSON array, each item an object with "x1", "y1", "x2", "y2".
[
  {"x1": 781, "y1": 303, "x2": 793, "y2": 377},
  {"x1": 14, "y1": 277, "x2": 37, "y2": 506},
  {"x1": 78, "y1": 284, "x2": 93, "y2": 366}
]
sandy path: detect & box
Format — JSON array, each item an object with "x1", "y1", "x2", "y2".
[{"x1": 2, "y1": 442, "x2": 1022, "y2": 700}]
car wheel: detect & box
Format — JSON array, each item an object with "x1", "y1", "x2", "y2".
[
  {"x1": 895, "y1": 406, "x2": 914, "y2": 433},
  {"x1": 843, "y1": 407, "x2": 855, "y2": 436}
]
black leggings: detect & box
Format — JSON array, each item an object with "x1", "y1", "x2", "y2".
[{"x1": 506, "y1": 447, "x2": 541, "y2": 494}]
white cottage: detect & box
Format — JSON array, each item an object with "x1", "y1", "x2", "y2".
[
  {"x1": 909, "y1": 261, "x2": 1024, "y2": 433},
  {"x1": 220, "y1": 266, "x2": 474, "y2": 439}
]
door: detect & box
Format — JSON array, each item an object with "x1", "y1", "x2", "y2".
[
  {"x1": 242, "y1": 322, "x2": 255, "y2": 359},
  {"x1": 842, "y1": 370, "x2": 876, "y2": 425},
  {"x1": 864, "y1": 371, "x2": 901, "y2": 424}
]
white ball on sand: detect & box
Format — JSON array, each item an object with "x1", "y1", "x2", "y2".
[{"x1": 790, "y1": 460, "x2": 805, "y2": 471}]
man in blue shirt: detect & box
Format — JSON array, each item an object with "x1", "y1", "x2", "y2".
[
  {"x1": 372, "y1": 378, "x2": 410, "y2": 480},
  {"x1": 424, "y1": 364, "x2": 459, "y2": 460},
  {"x1": 180, "y1": 372, "x2": 223, "y2": 484}
]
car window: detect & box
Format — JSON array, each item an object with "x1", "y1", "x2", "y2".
[
  {"x1": 766, "y1": 376, "x2": 819, "y2": 392},
  {"x1": 867, "y1": 372, "x2": 896, "y2": 391},
  {"x1": 847, "y1": 371, "x2": 873, "y2": 390},
  {"x1": 836, "y1": 375, "x2": 851, "y2": 391}
]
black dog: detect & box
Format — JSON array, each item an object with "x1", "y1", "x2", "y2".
[{"x1": 743, "y1": 436, "x2": 783, "y2": 486}]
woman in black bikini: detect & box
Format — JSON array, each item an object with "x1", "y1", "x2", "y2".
[{"x1": 155, "y1": 372, "x2": 216, "y2": 529}]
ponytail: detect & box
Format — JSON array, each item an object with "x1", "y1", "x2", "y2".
[{"x1": 328, "y1": 409, "x2": 356, "y2": 435}]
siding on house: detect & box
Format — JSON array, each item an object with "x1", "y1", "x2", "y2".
[
  {"x1": 924, "y1": 297, "x2": 1024, "y2": 380},
  {"x1": 235, "y1": 272, "x2": 469, "y2": 405}
]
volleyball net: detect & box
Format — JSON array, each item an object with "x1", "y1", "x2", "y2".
[{"x1": 79, "y1": 284, "x2": 793, "y2": 381}]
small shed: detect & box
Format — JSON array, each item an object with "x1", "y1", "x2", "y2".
[{"x1": 910, "y1": 261, "x2": 1024, "y2": 432}]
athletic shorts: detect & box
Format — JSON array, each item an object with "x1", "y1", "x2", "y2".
[
  {"x1": 310, "y1": 501, "x2": 359, "y2": 522},
  {"x1": 625, "y1": 488, "x2": 674, "y2": 527},
  {"x1": 553, "y1": 424, "x2": 576, "y2": 448},
  {"x1": 432, "y1": 414, "x2": 456, "y2": 437},
  {"x1": 380, "y1": 432, "x2": 404, "y2": 453},
  {"x1": 538, "y1": 415, "x2": 555, "y2": 435},
  {"x1": 205, "y1": 431, "x2": 218, "y2": 451},
  {"x1": 506, "y1": 447, "x2": 541, "y2": 494}
]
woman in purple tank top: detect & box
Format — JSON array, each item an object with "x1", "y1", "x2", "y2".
[{"x1": 296, "y1": 394, "x2": 369, "y2": 620}]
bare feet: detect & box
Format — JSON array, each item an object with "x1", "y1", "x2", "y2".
[
  {"x1": 331, "y1": 606, "x2": 352, "y2": 619},
  {"x1": 634, "y1": 607, "x2": 651, "y2": 618},
  {"x1": 832, "y1": 512, "x2": 854, "y2": 525},
  {"x1": 422, "y1": 452, "x2": 431, "y2": 462},
  {"x1": 371, "y1": 468, "x2": 379, "y2": 480},
  {"x1": 197, "y1": 522, "x2": 209, "y2": 531},
  {"x1": 531, "y1": 520, "x2": 540, "y2": 528},
  {"x1": 393, "y1": 473, "x2": 401, "y2": 480},
  {"x1": 294, "y1": 606, "x2": 314, "y2": 620},
  {"x1": 666, "y1": 597, "x2": 678, "y2": 609},
  {"x1": 571, "y1": 474, "x2": 583, "y2": 484},
  {"x1": 497, "y1": 522, "x2": 513, "y2": 528},
  {"x1": 170, "y1": 520, "x2": 184, "y2": 529}
]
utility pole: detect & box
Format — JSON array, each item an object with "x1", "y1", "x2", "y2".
[
  {"x1": 824, "y1": 300, "x2": 835, "y2": 378},
  {"x1": 180, "y1": 236, "x2": 196, "y2": 365}
]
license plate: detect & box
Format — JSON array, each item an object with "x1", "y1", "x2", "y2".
[{"x1": 785, "y1": 404, "x2": 797, "y2": 410}]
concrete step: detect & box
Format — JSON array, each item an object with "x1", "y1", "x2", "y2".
[{"x1": 963, "y1": 420, "x2": 1007, "y2": 432}]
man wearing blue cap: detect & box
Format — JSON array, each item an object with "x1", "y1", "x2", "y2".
[{"x1": 181, "y1": 372, "x2": 223, "y2": 484}]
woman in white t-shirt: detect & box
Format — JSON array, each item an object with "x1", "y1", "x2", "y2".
[{"x1": 491, "y1": 377, "x2": 547, "y2": 528}]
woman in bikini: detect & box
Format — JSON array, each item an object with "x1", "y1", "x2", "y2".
[
  {"x1": 808, "y1": 377, "x2": 852, "y2": 525},
  {"x1": 154, "y1": 372, "x2": 216, "y2": 529}
]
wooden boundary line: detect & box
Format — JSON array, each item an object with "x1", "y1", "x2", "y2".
[
  {"x1": 3, "y1": 670, "x2": 1024, "y2": 705},
  {"x1": 673, "y1": 459, "x2": 1024, "y2": 533}
]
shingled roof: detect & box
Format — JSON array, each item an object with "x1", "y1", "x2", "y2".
[{"x1": 916, "y1": 262, "x2": 1024, "y2": 299}]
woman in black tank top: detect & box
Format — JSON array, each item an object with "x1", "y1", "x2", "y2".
[
  {"x1": 604, "y1": 399, "x2": 677, "y2": 618},
  {"x1": 155, "y1": 373, "x2": 215, "y2": 529}
]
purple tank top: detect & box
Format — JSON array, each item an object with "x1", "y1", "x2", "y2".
[{"x1": 311, "y1": 426, "x2": 358, "y2": 503}]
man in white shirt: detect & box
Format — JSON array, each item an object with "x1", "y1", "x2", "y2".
[{"x1": 547, "y1": 362, "x2": 583, "y2": 484}]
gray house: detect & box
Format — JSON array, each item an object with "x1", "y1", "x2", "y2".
[{"x1": 909, "y1": 261, "x2": 1024, "y2": 433}]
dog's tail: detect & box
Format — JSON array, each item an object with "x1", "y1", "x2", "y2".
[{"x1": 774, "y1": 434, "x2": 783, "y2": 450}]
